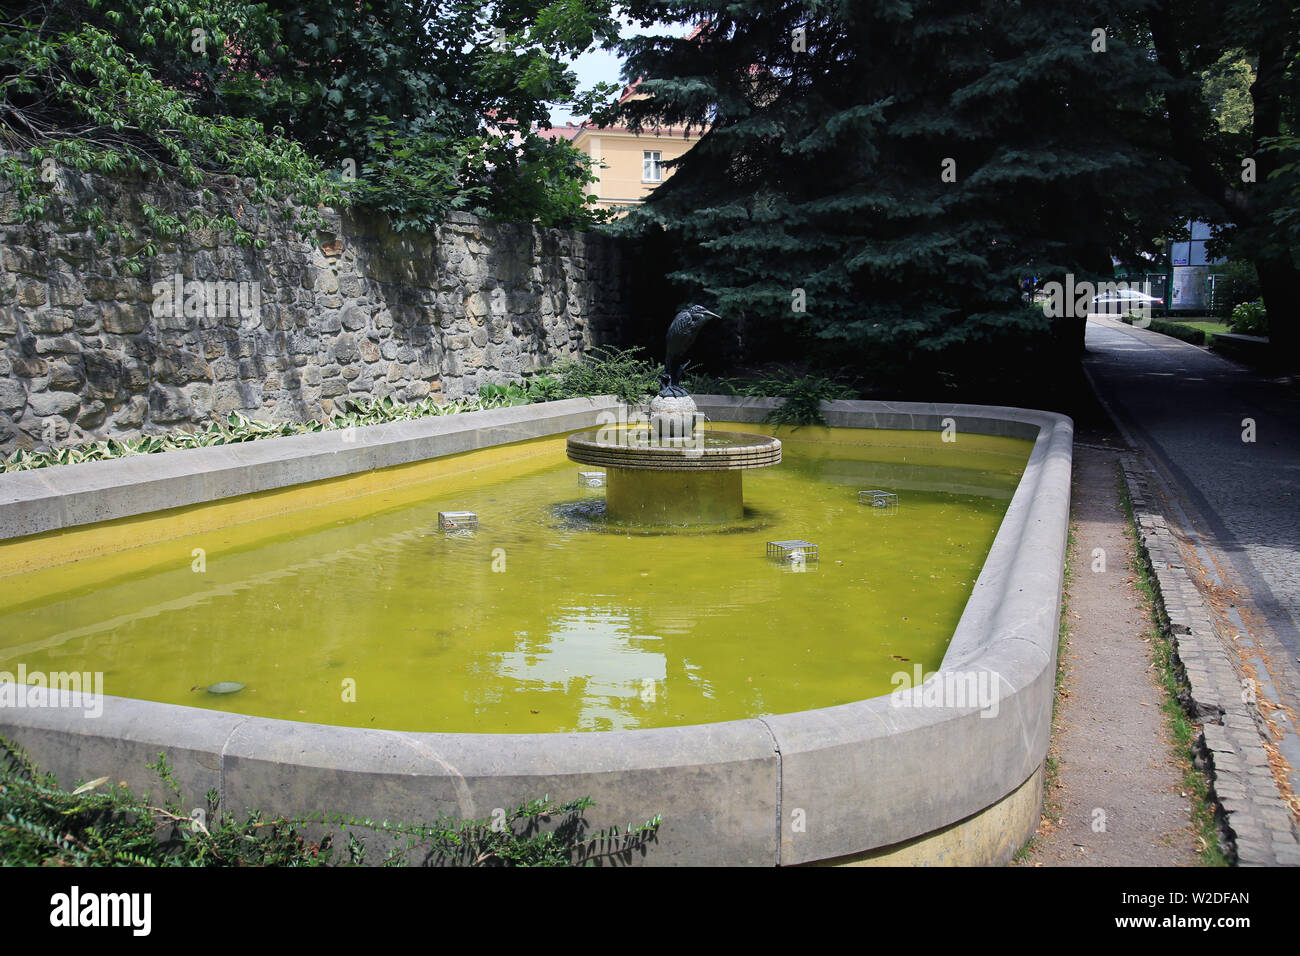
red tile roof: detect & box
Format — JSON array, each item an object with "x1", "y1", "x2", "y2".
[{"x1": 534, "y1": 122, "x2": 584, "y2": 142}]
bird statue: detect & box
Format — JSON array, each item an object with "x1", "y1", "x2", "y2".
[{"x1": 660, "y1": 304, "x2": 719, "y2": 397}]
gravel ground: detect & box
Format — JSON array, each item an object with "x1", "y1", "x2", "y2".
[{"x1": 1018, "y1": 446, "x2": 1202, "y2": 866}]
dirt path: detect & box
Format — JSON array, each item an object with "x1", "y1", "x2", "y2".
[{"x1": 1018, "y1": 446, "x2": 1201, "y2": 865}]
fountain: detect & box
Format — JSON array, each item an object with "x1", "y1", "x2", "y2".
[
  {"x1": 0, "y1": 306, "x2": 1073, "y2": 865},
  {"x1": 565, "y1": 305, "x2": 781, "y2": 525}
]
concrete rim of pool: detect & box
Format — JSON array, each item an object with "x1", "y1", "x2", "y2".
[{"x1": 0, "y1": 396, "x2": 1073, "y2": 866}]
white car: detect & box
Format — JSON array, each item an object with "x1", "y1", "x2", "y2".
[{"x1": 1091, "y1": 288, "x2": 1165, "y2": 317}]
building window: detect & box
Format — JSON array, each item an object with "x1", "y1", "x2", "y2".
[{"x1": 642, "y1": 151, "x2": 662, "y2": 183}]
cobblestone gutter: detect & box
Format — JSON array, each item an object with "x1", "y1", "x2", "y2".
[{"x1": 1121, "y1": 454, "x2": 1300, "y2": 866}]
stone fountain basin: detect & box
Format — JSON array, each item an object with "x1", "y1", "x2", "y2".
[
  {"x1": 0, "y1": 395, "x2": 1072, "y2": 866},
  {"x1": 565, "y1": 429, "x2": 782, "y2": 470},
  {"x1": 567, "y1": 427, "x2": 782, "y2": 524}
]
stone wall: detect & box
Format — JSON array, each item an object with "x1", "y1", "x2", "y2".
[{"x1": 0, "y1": 159, "x2": 628, "y2": 453}]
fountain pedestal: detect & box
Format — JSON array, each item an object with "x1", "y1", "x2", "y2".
[
  {"x1": 605, "y1": 467, "x2": 743, "y2": 524},
  {"x1": 566, "y1": 411, "x2": 782, "y2": 526}
]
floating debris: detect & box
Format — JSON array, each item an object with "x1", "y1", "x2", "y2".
[{"x1": 204, "y1": 681, "x2": 245, "y2": 695}]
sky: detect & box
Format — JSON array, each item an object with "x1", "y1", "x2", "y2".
[{"x1": 546, "y1": 17, "x2": 696, "y2": 127}]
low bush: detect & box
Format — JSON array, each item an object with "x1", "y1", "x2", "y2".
[
  {"x1": 1228, "y1": 299, "x2": 1268, "y2": 336},
  {"x1": 1146, "y1": 319, "x2": 1207, "y2": 345},
  {"x1": 0, "y1": 737, "x2": 660, "y2": 867},
  {"x1": 539, "y1": 346, "x2": 664, "y2": 404},
  {"x1": 476, "y1": 382, "x2": 533, "y2": 406},
  {"x1": 2, "y1": 394, "x2": 524, "y2": 474},
  {"x1": 739, "y1": 371, "x2": 857, "y2": 426},
  {"x1": 684, "y1": 368, "x2": 857, "y2": 425}
]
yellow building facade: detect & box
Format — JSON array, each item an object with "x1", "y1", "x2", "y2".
[{"x1": 540, "y1": 83, "x2": 704, "y2": 213}]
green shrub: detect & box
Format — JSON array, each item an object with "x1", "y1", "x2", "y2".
[
  {"x1": 0, "y1": 739, "x2": 334, "y2": 866},
  {"x1": 476, "y1": 382, "x2": 532, "y2": 406},
  {"x1": 677, "y1": 368, "x2": 860, "y2": 425},
  {"x1": 522, "y1": 374, "x2": 566, "y2": 403},
  {"x1": 677, "y1": 369, "x2": 857, "y2": 426},
  {"x1": 542, "y1": 346, "x2": 664, "y2": 404},
  {"x1": 740, "y1": 371, "x2": 857, "y2": 426},
  {"x1": 1228, "y1": 299, "x2": 1268, "y2": 336},
  {"x1": 1146, "y1": 319, "x2": 1206, "y2": 345},
  {"x1": 319, "y1": 795, "x2": 661, "y2": 867},
  {"x1": 0, "y1": 737, "x2": 660, "y2": 867}
]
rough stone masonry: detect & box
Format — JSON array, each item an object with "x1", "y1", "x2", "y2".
[{"x1": 0, "y1": 157, "x2": 627, "y2": 454}]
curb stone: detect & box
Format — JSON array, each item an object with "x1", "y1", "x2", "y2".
[{"x1": 1119, "y1": 453, "x2": 1300, "y2": 866}]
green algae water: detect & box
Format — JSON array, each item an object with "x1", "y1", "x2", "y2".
[{"x1": 0, "y1": 426, "x2": 1031, "y2": 732}]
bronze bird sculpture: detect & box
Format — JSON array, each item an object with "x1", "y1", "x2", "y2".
[{"x1": 660, "y1": 304, "x2": 719, "y2": 397}]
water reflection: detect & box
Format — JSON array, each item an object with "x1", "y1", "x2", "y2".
[{"x1": 497, "y1": 608, "x2": 666, "y2": 731}]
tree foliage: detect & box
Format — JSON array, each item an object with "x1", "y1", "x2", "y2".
[
  {"x1": 603, "y1": 0, "x2": 1299, "y2": 373},
  {"x1": 0, "y1": 0, "x2": 620, "y2": 252},
  {"x1": 601, "y1": 0, "x2": 1182, "y2": 382},
  {"x1": 233, "y1": 0, "x2": 621, "y2": 230},
  {"x1": 1112, "y1": 0, "x2": 1297, "y2": 360},
  {"x1": 0, "y1": 0, "x2": 344, "y2": 266}
]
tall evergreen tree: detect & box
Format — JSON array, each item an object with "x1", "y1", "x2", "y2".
[{"x1": 603, "y1": 1, "x2": 1185, "y2": 381}]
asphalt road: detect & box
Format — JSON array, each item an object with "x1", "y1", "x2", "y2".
[{"x1": 1082, "y1": 317, "x2": 1300, "y2": 777}]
